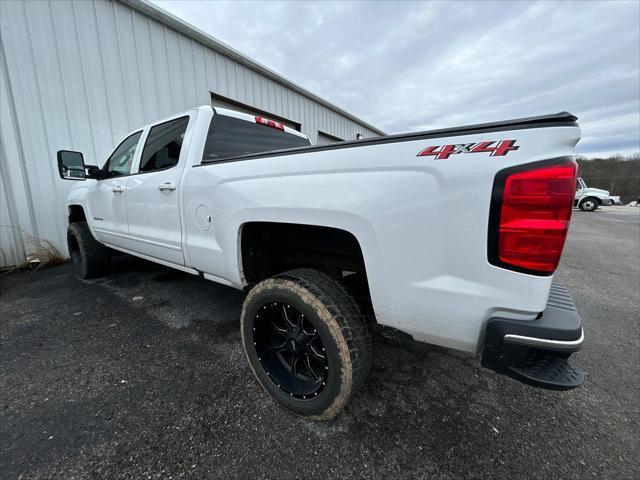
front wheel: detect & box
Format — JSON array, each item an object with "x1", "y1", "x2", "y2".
[
  {"x1": 240, "y1": 269, "x2": 372, "y2": 420},
  {"x1": 579, "y1": 197, "x2": 599, "y2": 212},
  {"x1": 67, "y1": 222, "x2": 110, "y2": 279}
]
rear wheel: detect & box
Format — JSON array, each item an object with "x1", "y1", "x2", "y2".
[
  {"x1": 240, "y1": 268, "x2": 372, "y2": 420},
  {"x1": 67, "y1": 222, "x2": 110, "y2": 279},
  {"x1": 579, "y1": 197, "x2": 599, "y2": 212}
]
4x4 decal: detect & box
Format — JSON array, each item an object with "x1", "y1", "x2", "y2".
[{"x1": 417, "y1": 140, "x2": 519, "y2": 160}]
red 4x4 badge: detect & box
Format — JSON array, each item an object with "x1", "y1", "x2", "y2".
[{"x1": 417, "y1": 140, "x2": 519, "y2": 160}]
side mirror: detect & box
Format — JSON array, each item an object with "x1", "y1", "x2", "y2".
[
  {"x1": 57, "y1": 151, "x2": 105, "y2": 180},
  {"x1": 57, "y1": 150, "x2": 86, "y2": 180}
]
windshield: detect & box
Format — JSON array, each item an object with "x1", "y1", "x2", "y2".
[{"x1": 201, "y1": 115, "x2": 310, "y2": 163}]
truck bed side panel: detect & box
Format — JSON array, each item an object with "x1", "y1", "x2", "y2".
[{"x1": 183, "y1": 120, "x2": 579, "y2": 353}]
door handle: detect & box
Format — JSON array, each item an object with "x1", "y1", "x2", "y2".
[
  {"x1": 111, "y1": 185, "x2": 125, "y2": 193},
  {"x1": 158, "y1": 182, "x2": 177, "y2": 191}
]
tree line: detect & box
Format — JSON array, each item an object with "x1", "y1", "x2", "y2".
[{"x1": 576, "y1": 153, "x2": 639, "y2": 203}]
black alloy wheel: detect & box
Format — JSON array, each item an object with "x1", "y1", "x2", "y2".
[
  {"x1": 240, "y1": 269, "x2": 372, "y2": 420},
  {"x1": 253, "y1": 302, "x2": 328, "y2": 399}
]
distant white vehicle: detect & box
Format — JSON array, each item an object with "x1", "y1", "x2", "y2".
[{"x1": 574, "y1": 177, "x2": 614, "y2": 211}]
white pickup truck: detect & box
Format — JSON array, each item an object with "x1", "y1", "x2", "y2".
[{"x1": 57, "y1": 106, "x2": 585, "y2": 420}]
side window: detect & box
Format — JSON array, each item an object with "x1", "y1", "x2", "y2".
[
  {"x1": 104, "y1": 131, "x2": 142, "y2": 176},
  {"x1": 139, "y1": 116, "x2": 190, "y2": 173}
]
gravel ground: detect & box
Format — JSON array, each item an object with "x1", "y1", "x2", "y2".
[{"x1": 1, "y1": 207, "x2": 638, "y2": 479}]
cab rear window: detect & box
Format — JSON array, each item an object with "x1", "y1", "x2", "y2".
[{"x1": 202, "y1": 115, "x2": 310, "y2": 163}]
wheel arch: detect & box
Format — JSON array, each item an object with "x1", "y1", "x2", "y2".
[
  {"x1": 580, "y1": 196, "x2": 602, "y2": 206},
  {"x1": 68, "y1": 204, "x2": 87, "y2": 223},
  {"x1": 238, "y1": 221, "x2": 368, "y2": 283},
  {"x1": 237, "y1": 221, "x2": 377, "y2": 320}
]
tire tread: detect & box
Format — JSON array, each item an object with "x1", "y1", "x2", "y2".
[{"x1": 68, "y1": 222, "x2": 110, "y2": 278}]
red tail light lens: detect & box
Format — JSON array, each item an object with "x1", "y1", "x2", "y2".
[{"x1": 489, "y1": 159, "x2": 577, "y2": 275}]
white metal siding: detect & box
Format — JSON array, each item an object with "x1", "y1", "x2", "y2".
[
  {"x1": 317, "y1": 131, "x2": 344, "y2": 145},
  {"x1": 0, "y1": 0, "x2": 382, "y2": 265}
]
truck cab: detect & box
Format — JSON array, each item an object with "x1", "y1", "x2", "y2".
[{"x1": 575, "y1": 177, "x2": 613, "y2": 211}]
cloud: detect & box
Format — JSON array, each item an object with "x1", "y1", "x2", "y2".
[{"x1": 152, "y1": 0, "x2": 640, "y2": 156}]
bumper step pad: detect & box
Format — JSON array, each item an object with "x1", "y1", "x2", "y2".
[
  {"x1": 482, "y1": 283, "x2": 585, "y2": 391},
  {"x1": 508, "y1": 351, "x2": 584, "y2": 390}
]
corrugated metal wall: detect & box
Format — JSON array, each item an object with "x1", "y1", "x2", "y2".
[{"x1": 0, "y1": 0, "x2": 381, "y2": 266}]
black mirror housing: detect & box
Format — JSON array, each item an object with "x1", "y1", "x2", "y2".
[
  {"x1": 57, "y1": 150, "x2": 87, "y2": 180},
  {"x1": 57, "y1": 152, "x2": 106, "y2": 180}
]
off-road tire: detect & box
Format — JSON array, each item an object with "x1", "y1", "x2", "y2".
[
  {"x1": 579, "y1": 197, "x2": 599, "y2": 212},
  {"x1": 67, "y1": 222, "x2": 110, "y2": 279},
  {"x1": 240, "y1": 268, "x2": 372, "y2": 420}
]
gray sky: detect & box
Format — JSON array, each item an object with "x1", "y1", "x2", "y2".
[{"x1": 152, "y1": 0, "x2": 639, "y2": 157}]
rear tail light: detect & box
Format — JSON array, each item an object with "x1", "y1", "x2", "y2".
[
  {"x1": 488, "y1": 159, "x2": 577, "y2": 275},
  {"x1": 255, "y1": 116, "x2": 285, "y2": 131}
]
